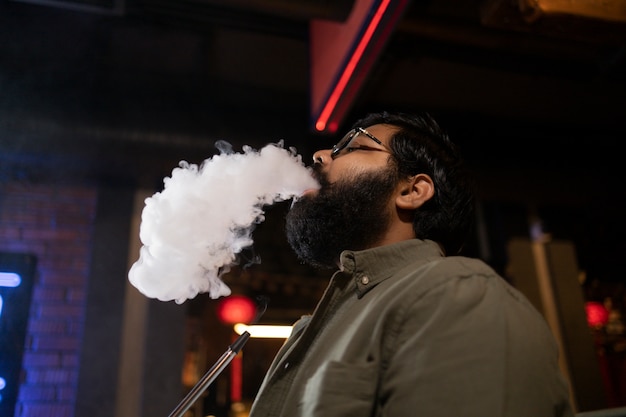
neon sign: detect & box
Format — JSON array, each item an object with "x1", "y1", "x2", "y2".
[
  {"x1": 0, "y1": 253, "x2": 36, "y2": 417},
  {"x1": 0, "y1": 271, "x2": 22, "y2": 407}
]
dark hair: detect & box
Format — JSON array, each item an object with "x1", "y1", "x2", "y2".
[{"x1": 352, "y1": 111, "x2": 475, "y2": 255}]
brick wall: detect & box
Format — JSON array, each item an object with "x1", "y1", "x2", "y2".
[{"x1": 0, "y1": 182, "x2": 97, "y2": 417}]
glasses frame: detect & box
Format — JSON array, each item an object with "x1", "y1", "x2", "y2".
[{"x1": 331, "y1": 127, "x2": 392, "y2": 159}]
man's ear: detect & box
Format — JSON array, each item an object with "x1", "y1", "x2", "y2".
[{"x1": 396, "y1": 174, "x2": 435, "y2": 210}]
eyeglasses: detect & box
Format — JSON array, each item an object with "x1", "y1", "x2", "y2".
[{"x1": 331, "y1": 127, "x2": 392, "y2": 159}]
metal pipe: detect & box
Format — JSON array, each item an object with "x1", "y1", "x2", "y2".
[{"x1": 168, "y1": 331, "x2": 251, "y2": 417}]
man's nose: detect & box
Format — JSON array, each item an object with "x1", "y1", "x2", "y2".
[{"x1": 312, "y1": 149, "x2": 332, "y2": 164}]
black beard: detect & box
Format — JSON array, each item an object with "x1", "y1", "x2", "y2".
[{"x1": 285, "y1": 165, "x2": 398, "y2": 269}]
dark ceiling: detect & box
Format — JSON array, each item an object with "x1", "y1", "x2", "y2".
[
  {"x1": 1, "y1": 0, "x2": 625, "y2": 284},
  {"x1": 2, "y1": 0, "x2": 625, "y2": 197},
  {"x1": 2, "y1": 0, "x2": 625, "y2": 154}
]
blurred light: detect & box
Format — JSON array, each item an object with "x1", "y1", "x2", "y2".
[
  {"x1": 0, "y1": 272, "x2": 21, "y2": 287},
  {"x1": 216, "y1": 295, "x2": 256, "y2": 324},
  {"x1": 585, "y1": 301, "x2": 609, "y2": 328},
  {"x1": 234, "y1": 323, "x2": 293, "y2": 339},
  {"x1": 0, "y1": 377, "x2": 5, "y2": 390},
  {"x1": 520, "y1": 0, "x2": 626, "y2": 23}
]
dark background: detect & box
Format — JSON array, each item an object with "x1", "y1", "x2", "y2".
[{"x1": 1, "y1": 0, "x2": 625, "y2": 286}]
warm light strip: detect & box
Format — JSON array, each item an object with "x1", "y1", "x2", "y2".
[
  {"x1": 233, "y1": 323, "x2": 293, "y2": 339},
  {"x1": 0, "y1": 272, "x2": 21, "y2": 288},
  {"x1": 315, "y1": 0, "x2": 391, "y2": 132}
]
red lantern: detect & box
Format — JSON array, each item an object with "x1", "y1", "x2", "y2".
[
  {"x1": 585, "y1": 301, "x2": 609, "y2": 328},
  {"x1": 216, "y1": 295, "x2": 256, "y2": 324}
]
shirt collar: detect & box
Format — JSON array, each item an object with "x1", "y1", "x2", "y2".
[{"x1": 338, "y1": 239, "x2": 444, "y2": 298}]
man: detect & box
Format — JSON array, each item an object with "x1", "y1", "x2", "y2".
[{"x1": 248, "y1": 111, "x2": 574, "y2": 416}]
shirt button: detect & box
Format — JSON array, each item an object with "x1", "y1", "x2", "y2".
[
  {"x1": 361, "y1": 276, "x2": 370, "y2": 285},
  {"x1": 284, "y1": 362, "x2": 290, "y2": 369}
]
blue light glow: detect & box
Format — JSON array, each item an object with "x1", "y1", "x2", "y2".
[
  {"x1": 0, "y1": 272, "x2": 21, "y2": 288},
  {"x1": 0, "y1": 376, "x2": 5, "y2": 403}
]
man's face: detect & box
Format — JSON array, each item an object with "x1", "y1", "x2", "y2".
[{"x1": 285, "y1": 124, "x2": 400, "y2": 269}]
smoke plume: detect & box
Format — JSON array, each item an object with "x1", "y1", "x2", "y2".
[{"x1": 128, "y1": 140, "x2": 319, "y2": 304}]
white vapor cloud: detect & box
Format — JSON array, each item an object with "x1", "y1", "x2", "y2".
[{"x1": 128, "y1": 140, "x2": 320, "y2": 304}]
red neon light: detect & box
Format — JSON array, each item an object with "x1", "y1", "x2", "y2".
[
  {"x1": 216, "y1": 295, "x2": 256, "y2": 324},
  {"x1": 585, "y1": 301, "x2": 609, "y2": 328},
  {"x1": 315, "y1": 0, "x2": 391, "y2": 132}
]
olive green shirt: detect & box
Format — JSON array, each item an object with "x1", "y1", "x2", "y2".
[{"x1": 248, "y1": 239, "x2": 574, "y2": 417}]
